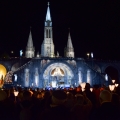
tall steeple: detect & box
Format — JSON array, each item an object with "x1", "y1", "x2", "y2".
[
  {"x1": 46, "y1": 2, "x2": 51, "y2": 21},
  {"x1": 65, "y1": 30, "x2": 74, "y2": 58},
  {"x1": 25, "y1": 27, "x2": 35, "y2": 58},
  {"x1": 67, "y1": 32, "x2": 73, "y2": 49},
  {"x1": 41, "y1": 2, "x2": 54, "y2": 57},
  {"x1": 27, "y1": 30, "x2": 33, "y2": 48}
]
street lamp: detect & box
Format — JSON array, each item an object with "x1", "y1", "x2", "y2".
[{"x1": 87, "y1": 53, "x2": 90, "y2": 59}]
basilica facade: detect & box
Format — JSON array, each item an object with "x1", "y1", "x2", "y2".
[{"x1": 2, "y1": 3, "x2": 108, "y2": 88}]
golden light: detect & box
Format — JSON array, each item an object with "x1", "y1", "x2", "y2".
[
  {"x1": 29, "y1": 90, "x2": 33, "y2": 96},
  {"x1": 14, "y1": 91, "x2": 19, "y2": 96},
  {"x1": 0, "y1": 64, "x2": 7, "y2": 88},
  {"x1": 90, "y1": 88, "x2": 93, "y2": 92},
  {"x1": 0, "y1": 64, "x2": 7, "y2": 79},
  {"x1": 112, "y1": 80, "x2": 115, "y2": 84},
  {"x1": 80, "y1": 82, "x2": 86, "y2": 91},
  {"x1": 115, "y1": 84, "x2": 119, "y2": 87},
  {"x1": 109, "y1": 85, "x2": 115, "y2": 91},
  {"x1": 87, "y1": 53, "x2": 90, "y2": 58}
]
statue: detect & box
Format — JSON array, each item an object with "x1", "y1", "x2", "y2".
[
  {"x1": 57, "y1": 51, "x2": 59, "y2": 57},
  {"x1": 20, "y1": 50, "x2": 23, "y2": 57},
  {"x1": 14, "y1": 74, "x2": 17, "y2": 82}
]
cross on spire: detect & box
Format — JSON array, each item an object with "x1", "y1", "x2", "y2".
[{"x1": 48, "y1": 2, "x2": 50, "y2": 6}]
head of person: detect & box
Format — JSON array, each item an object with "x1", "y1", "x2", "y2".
[
  {"x1": 0, "y1": 90, "x2": 7, "y2": 102},
  {"x1": 99, "y1": 90, "x2": 112, "y2": 104},
  {"x1": 75, "y1": 94, "x2": 84, "y2": 105},
  {"x1": 37, "y1": 92, "x2": 42, "y2": 99},
  {"x1": 22, "y1": 90, "x2": 31, "y2": 101},
  {"x1": 67, "y1": 92, "x2": 74, "y2": 99},
  {"x1": 85, "y1": 83, "x2": 90, "y2": 91},
  {"x1": 51, "y1": 90, "x2": 67, "y2": 106},
  {"x1": 111, "y1": 93, "x2": 120, "y2": 105}
]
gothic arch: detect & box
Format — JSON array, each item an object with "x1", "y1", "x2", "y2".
[
  {"x1": 105, "y1": 66, "x2": 119, "y2": 83},
  {"x1": 43, "y1": 62, "x2": 74, "y2": 87},
  {"x1": 46, "y1": 29, "x2": 48, "y2": 38},
  {"x1": 43, "y1": 62, "x2": 74, "y2": 79},
  {"x1": 102, "y1": 64, "x2": 119, "y2": 74},
  {"x1": 49, "y1": 29, "x2": 51, "y2": 38},
  {"x1": 103, "y1": 64, "x2": 120, "y2": 82}
]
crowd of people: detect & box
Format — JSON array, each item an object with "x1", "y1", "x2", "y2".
[{"x1": 0, "y1": 83, "x2": 120, "y2": 120}]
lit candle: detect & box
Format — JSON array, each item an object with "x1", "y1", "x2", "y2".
[
  {"x1": 80, "y1": 82, "x2": 86, "y2": 91},
  {"x1": 115, "y1": 84, "x2": 119, "y2": 87},
  {"x1": 109, "y1": 85, "x2": 115, "y2": 91},
  {"x1": 90, "y1": 88, "x2": 93, "y2": 92},
  {"x1": 112, "y1": 80, "x2": 115, "y2": 84}
]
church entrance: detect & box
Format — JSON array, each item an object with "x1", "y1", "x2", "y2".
[
  {"x1": 43, "y1": 63, "x2": 74, "y2": 88},
  {"x1": 51, "y1": 67, "x2": 65, "y2": 87}
]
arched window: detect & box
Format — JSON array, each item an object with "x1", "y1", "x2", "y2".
[
  {"x1": 105, "y1": 66, "x2": 119, "y2": 83},
  {"x1": 49, "y1": 29, "x2": 51, "y2": 38},
  {"x1": 46, "y1": 29, "x2": 48, "y2": 38}
]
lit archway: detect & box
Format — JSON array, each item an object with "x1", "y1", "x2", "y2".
[
  {"x1": 43, "y1": 63, "x2": 74, "y2": 87},
  {"x1": 105, "y1": 66, "x2": 119, "y2": 83}
]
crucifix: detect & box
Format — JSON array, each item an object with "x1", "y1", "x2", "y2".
[{"x1": 48, "y1": 2, "x2": 50, "y2": 6}]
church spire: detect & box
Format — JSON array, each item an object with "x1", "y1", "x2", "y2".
[
  {"x1": 67, "y1": 30, "x2": 73, "y2": 49},
  {"x1": 46, "y1": 2, "x2": 51, "y2": 21},
  {"x1": 65, "y1": 29, "x2": 74, "y2": 58},
  {"x1": 27, "y1": 28, "x2": 33, "y2": 48},
  {"x1": 25, "y1": 27, "x2": 35, "y2": 58}
]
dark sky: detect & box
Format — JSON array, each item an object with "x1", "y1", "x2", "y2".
[{"x1": 0, "y1": 0, "x2": 120, "y2": 60}]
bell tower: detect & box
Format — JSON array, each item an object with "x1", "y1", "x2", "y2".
[{"x1": 41, "y1": 2, "x2": 55, "y2": 57}]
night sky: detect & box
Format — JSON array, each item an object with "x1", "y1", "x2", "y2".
[{"x1": 0, "y1": 0, "x2": 120, "y2": 60}]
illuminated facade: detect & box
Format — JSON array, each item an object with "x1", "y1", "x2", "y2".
[{"x1": 1, "y1": 3, "x2": 118, "y2": 88}]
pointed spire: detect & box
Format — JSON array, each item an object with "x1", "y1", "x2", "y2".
[
  {"x1": 27, "y1": 27, "x2": 33, "y2": 47},
  {"x1": 46, "y1": 2, "x2": 51, "y2": 21},
  {"x1": 67, "y1": 29, "x2": 73, "y2": 48}
]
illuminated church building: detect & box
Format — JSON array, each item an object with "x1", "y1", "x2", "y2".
[{"x1": 2, "y1": 3, "x2": 119, "y2": 88}]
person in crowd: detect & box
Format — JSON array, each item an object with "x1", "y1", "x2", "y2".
[
  {"x1": 90, "y1": 90, "x2": 120, "y2": 120},
  {"x1": 37, "y1": 90, "x2": 74, "y2": 120},
  {"x1": 111, "y1": 93, "x2": 120, "y2": 108},
  {"x1": 65, "y1": 92, "x2": 74, "y2": 110},
  {"x1": 0, "y1": 90, "x2": 15, "y2": 120},
  {"x1": 15, "y1": 90, "x2": 34, "y2": 120},
  {"x1": 71, "y1": 92, "x2": 92, "y2": 120},
  {"x1": 84, "y1": 83, "x2": 96, "y2": 109}
]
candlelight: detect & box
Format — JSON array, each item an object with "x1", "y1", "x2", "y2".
[
  {"x1": 14, "y1": 91, "x2": 19, "y2": 96},
  {"x1": 90, "y1": 88, "x2": 93, "y2": 92},
  {"x1": 115, "y1": 84, "x2": 119, "y2": 87},
  {"x1": 80, "y1": 82, "x2": 86, "y2": 91},
  {"x1": 109, "y1": 85, "x2": 115, "y2": 91},
  {"x1": 112, "y1": 80, "x2": 115, "y2": 84}
]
